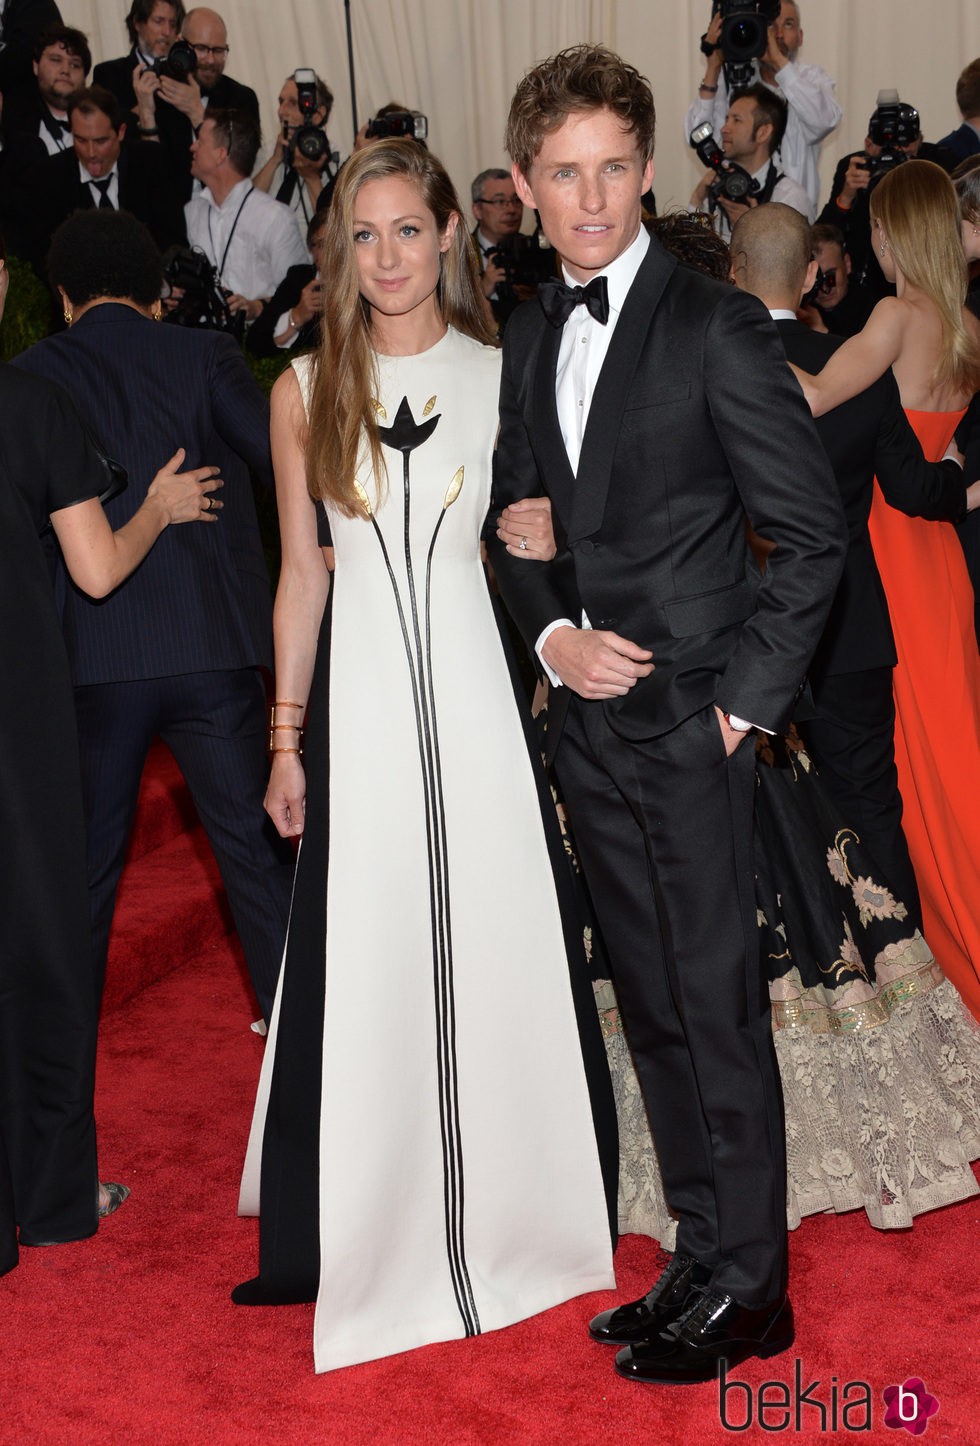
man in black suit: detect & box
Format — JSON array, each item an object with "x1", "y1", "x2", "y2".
[
  {"x1": 38, "y1": 85, "x2": 186, "y2": 263},
  {"x1": 488, "y1": 45, "x2": 845, "y2": 1386},
  {"x1": 731, "y1": 203, "x2": 972, "y2": 918},
  {"x1": 937, "y1": 59, "x2": 980, "y2": 164},
  {"x1": 116, "y1": 5, "x2": 259, "y2": 202},
  {"x1": 0, "y1": 0, "x2": 63, "y2": 94},
  {"x1": 91, "y1": 0, "x2": 183, "y2": 114},
  {"x1": 13, "y1": 209, "x2": 294, "y2": 1026}
]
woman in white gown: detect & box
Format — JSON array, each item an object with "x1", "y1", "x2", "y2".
[{"x1": 233, "y1": 140, "x2": 615, "y2": 1373}]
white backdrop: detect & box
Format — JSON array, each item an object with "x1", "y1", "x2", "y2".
[{"x1": 66, "y1": 1, "x2": 980, "y2": 220}]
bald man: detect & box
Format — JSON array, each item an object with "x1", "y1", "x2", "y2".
[
  {"x1": 127, "y1": 6, "x2": 260, "y2": 199},
  {"x1": 731, "y1": 203, "x2": 970, "y2": 914}
]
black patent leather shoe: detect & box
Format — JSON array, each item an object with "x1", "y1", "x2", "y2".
[
  {"x1": 614, "y1": 1290, "x2": 794, "y2": 1384},
  {"x1": 589, "y1": 1252, "x2": 712, "y2": 1345}
]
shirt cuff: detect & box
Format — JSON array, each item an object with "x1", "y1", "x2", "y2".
[
  {"x1": 535, "y1": 618, "x2": 577, "y2": 688},
  {"x1": 274, "y1": 310, "x2": 295, "y2": 348},
  {"x1": 726, "y1": 712, "x2": 773, "y2": 735}
]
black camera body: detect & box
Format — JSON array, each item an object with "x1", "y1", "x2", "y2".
[
  {"x1": 690, "y1": 122, "x2": 759, "y2": 205},
  {"x1": 365, "y1": 110, "x2": 428, "y2": 142},
  {"x1": 862, "y1": 99, "x2": 919, "y2": 188},
  {"x1": 162, "y1": 246, "x2": 243, "y2": 341},
  {"x1": 286, "y1": 67, "x2": 330, "y2": 167},
  {"x1": 802, "y1": 266, "x2": 835, "y2": 308},
  {"x1": 487, "y1": 232, "x2": 554, "y2": 292},
  {"x1": 707, "y1": 0, "x2": 780, "y2": 86},
  {"x1": 146, "y1": 38, "x2": 197, "y2": 83}
]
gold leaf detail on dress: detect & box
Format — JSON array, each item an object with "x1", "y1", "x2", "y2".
[
  {"x1": 443, "y1": 467, "x2": 464, "y2": 508},
  {"x1": 353, "y1": 481, "x2": 373, "y2": 518},
  {"x1": 422, "y1": 395, "x2": 437, "y2": 417},
  {"x1": 372, "y1": 399, "x2": 387, "y2": 420}
]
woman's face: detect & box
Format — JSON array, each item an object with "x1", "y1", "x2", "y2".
[
  {"x1": 961, "y1": 214, "x2": 980, "y2": 263},
  {"x1": 352, "y1": 175, "x2": 456, "y2": 323}
]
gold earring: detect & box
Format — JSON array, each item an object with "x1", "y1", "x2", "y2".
[
  {"x1": 63, "y1": 302, "x2": 73, "y2": 325},
  {"x1": 152, "y1": 299, "x2": 163, "y2": 321}
]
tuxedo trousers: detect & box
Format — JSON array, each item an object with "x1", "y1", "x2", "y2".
[
  {"x1": 801, "y1": 668, "x2": 921, "y2": 927},
  {"x1": 73, "y1": 668, "x2": 296, "y2": 1022},
  {"x1": 555, "y1": 697, "x2": 787, "y2": 1306}
]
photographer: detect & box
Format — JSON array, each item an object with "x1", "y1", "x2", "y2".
[
  {"x1": 798, "y1": 223, "x2": 875, "y2": 338},
  {"x1": 470, "y1": 167, "x2": 527, "y2": 328},
  {"x1": 92, "y1": 1, "x2": 184, "y2": 114},
  {"x1": 685, "y1": 1, "x2": 840, "y2": 213},
  {"x1": 252, "y1": 71, "x2": 335, "y2": 242},
  {"x1": 247, "y1": 207, "x2": 324, "y2": 358},
  {"x1": 184, "y1": 107, "x2": 308, "y2": 324},
  {"x1": 690, "y1": 84, "x2": 812, "y2": 233},
  {"x1": 816, "y1": 93, "x2": 955, "y2": 301}
]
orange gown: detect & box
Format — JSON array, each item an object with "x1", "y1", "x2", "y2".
[{"x1": 868, "y1": 408, "x2": 980, "y2": 1019}]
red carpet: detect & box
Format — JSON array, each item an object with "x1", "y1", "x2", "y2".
[{"x1": 2, "y1": 746, "x2": 977, "y2": 1443}]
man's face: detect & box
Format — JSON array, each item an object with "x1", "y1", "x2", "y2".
[
  {"x1": 812, "y1": 240, "x2": 850, "y2": 309},
  {"x1": 182, "y1": 10, "x2": 228, "y2": 89},
  {"x1": 72, "y1": 109, "x2": 124, "y2": 177},
  {"x1": 190, "y1": 118, "x2": 225, "y2": 183},
  {"x1": 135, "y1": 1, "x2": 178, "y2": 59},
  {"x1": 721, "y1": 98, "x2": 766, "y2": 164},
  {"x1": 513, "y1": 107, "x2": 654, "y2": 283},
  {"x1": 771, "y1": 2, "x2": 802, "y2": 61},
  {"x1": 472, "y1": 180, "x2": 523, "y2": 245},
  {"x1": 34, "y1": 42, "x2": 86, "y2": 110}
]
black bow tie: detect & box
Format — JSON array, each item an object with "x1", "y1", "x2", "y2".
[{"x1": 539, "y1": 275, "x2": 609, "y2": 328}]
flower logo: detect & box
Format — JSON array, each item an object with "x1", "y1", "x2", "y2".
[{"x1": 883, "y1": 1378, "x2": 940, "y2": 1435}]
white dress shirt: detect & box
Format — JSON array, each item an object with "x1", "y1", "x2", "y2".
[
  {"x1": 684, "y1": 59, "x2": 842, "y2": 213},
  {"x1": 535, "y1": 224, "x2": 650, "y2": 682},
  {"x1": 79, "y1": 160, "x2": 120, "y2": 209},
  {"x1": 184, "y1": 176, "x2": 309, "y2": 300}
]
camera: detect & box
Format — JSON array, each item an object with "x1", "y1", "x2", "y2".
[
  {"x1": 487, "y1": 232, "x2": 554, "y2": 292},
  {"x1": 145, "y1": 38, "x2": 198, "y2": 83},
  {"x1": 285, "y1": 67, "x2": 331, "y2": 167},
  {"x1": 690, "y1": 122, "x2": 759, "y2": 204},
  {"x1": 802, "y1": 266, "x2": 836, "y2": 308},
  {"x1": 365, "y1": 110, "x2": 428, "y2": 142},
  {"x1": 862, "y1": 94, "x2": 919, "y2": 188},
  {"x1": 705, "y1": 1, "x2": 780, "y2": 87},
  {"x1": 161, "y1": 246, "x2": 243, "y2": 341}
]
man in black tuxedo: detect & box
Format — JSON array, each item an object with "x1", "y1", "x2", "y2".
[
  {"x1": 38, "y1": 85, "x2": 186, "y2": 264},
  {"x1": 13, "y1": 209, "x2": 294, "y2": 1026},
  {"x1": 0, "y1": 0, "x2": 62, "y2": 94},
  {"x1": 92, "y1": 0, "x2": 183, "y2": 110},
  {"x1": 488, "y1": 45, "x2": 846, "y2": 1386},
  {"x1": 731, "y1": 203, "x2": 971, "y2": 919}
]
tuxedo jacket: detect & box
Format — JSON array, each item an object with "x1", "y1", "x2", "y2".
[
  {"x1": 39, "y1": 141, "x2": 187, "y2": 260},
  {"x1": 14, "y1": 304, "x2": 274, "y2": 684},
  {"x1": 936, "y1": 121, "x2": 980, "y2": 165},
  {"x1": 0, "y1": 0, "x2": 61, "y2": 93},
  {"x1": 489, "y1": 237, "x2": 846, "y2": 747},
  {"x1": 775, "y1": 319, "x2": 966, "y2": 682}
]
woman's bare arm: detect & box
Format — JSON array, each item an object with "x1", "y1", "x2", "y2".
[
  {"x1": 264, "y1": 367, "x2": 331, "y2": 838},
  {"x1": 790, "y1": 297, "x2": 906, "y2": 417},
  {"x1": 50, "y1": 448, "x2": 222, "y2": 599}
]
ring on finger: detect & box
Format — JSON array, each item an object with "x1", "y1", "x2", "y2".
[{"x1": 519, "y1": 536, "x2": 528, "y2": 550}]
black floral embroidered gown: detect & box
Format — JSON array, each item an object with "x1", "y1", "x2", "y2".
[{"x1": 238, "y1": 330, "x2": 614, "y2": 1372}]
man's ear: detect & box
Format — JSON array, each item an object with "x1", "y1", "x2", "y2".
[
  {"x1": 512, "y1": 161, "x2": 535, "y2": 211},
  {"x1": 117, "y1": 122, "x2": 127, "y2": 144},
  {"x1": 755, "y1": 121, "x2": 774, "y2": 154},
  {"x1": 843, "y1": 252, "x2": 852, "y2": 276},
  {"x1": 801, "y1": 258, "x2": 819, "y2": 301}
]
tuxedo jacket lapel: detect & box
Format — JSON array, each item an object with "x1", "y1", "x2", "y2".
[{"x1": 568, "y1": 241, "x2": 676, "y2": 543}]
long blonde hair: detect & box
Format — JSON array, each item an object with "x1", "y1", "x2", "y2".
[
  {"x1": 305, "y1": 140, "x2": 494, "y2": 517},
  {"x1": 870, "y1": 159, "x2": 980, "y2": 395}
]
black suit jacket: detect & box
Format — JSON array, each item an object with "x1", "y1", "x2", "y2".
[
  {"x1": 0, "y1": 0, "x2": 62, "y2": 93},
  {"x1": 39, "y1": 141, "x2": 187, "y2": 260},
  {"x1": 489, "y1": 238, "x2": 847, "y2": 747},
  {"x1": 936, "y1": 121, "x2": 980, "y2": 164},
  {"x1": 247, "y1": 263, "x2": 318, "y2": 358},
  {"x1": 13, "y1": 304, "x2": 274, "y2": 683},
  {"x1": 775, "y1": 319, "x2": 966, "y2": 681}
]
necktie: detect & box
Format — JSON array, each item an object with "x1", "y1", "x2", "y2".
[
  {"x1": 539, "y1": 274, "x2": 609, "y2": 328},
  {"x1": 92, "y1": 177, "x2": 114, "y2": 210}
]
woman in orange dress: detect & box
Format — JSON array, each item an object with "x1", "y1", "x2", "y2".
[{"x1": 794, "y1": 160, "x2": 980, "y2": 1020}]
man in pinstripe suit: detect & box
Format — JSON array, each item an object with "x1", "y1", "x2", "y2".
[{"x1": 14, "y1": 210, "x2": 294, "y2": 1024}]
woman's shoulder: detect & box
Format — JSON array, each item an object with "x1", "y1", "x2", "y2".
[{"x1": 447, "y1": 327, "x2": 502, "y2": 373}]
